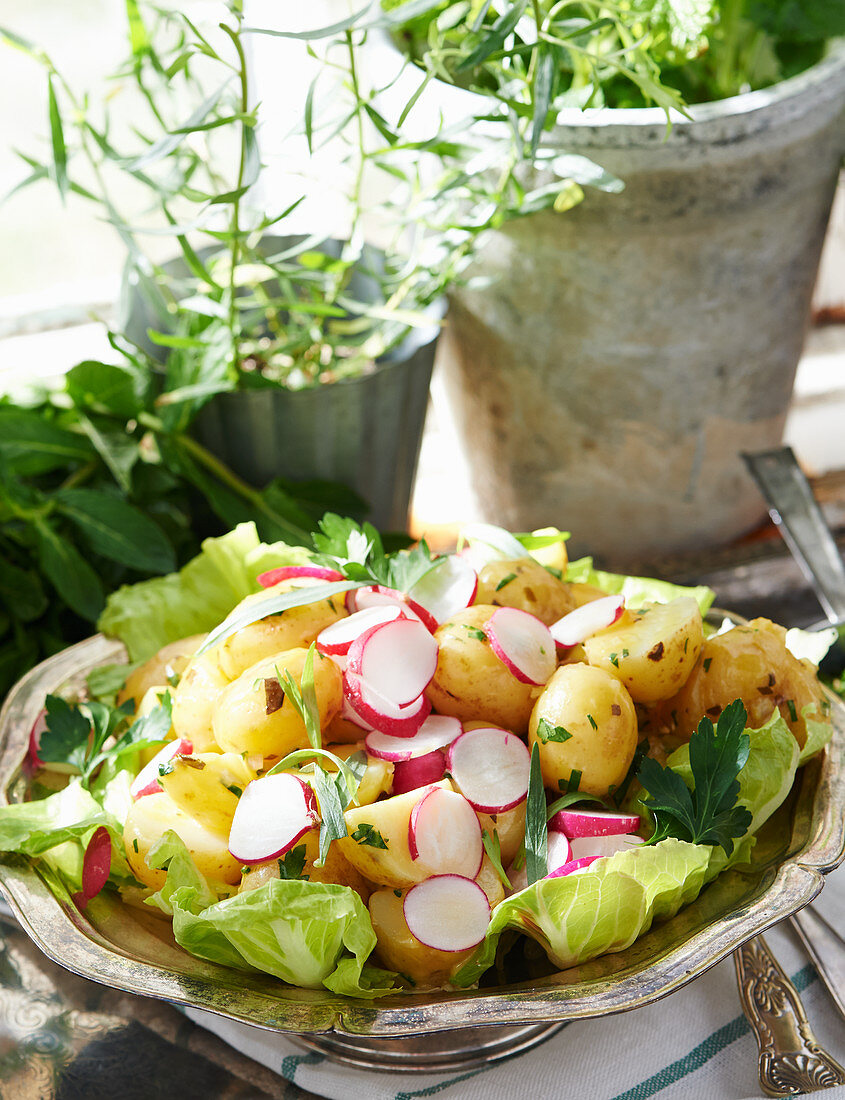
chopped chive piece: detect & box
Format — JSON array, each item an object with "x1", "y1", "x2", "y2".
[{"x1": 495, "y1": 573, "x2": 518, "y2": 591}]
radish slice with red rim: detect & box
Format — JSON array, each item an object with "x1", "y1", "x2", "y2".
[
  {"x1": 550, "y1": 595, "x2": 625, "y2": 649},
  {"x1": 407, "y1": 786, "x2": 483, "y2": 877},
  {"x1": 344, "y1": 672, "x2": 431, "y2": 738},
  {"x1": 548, "y1": 808, "x2": 641, "y2": 838},
  {"x1": 403, "y1": 875, "x2": 491, "y2": 952},
  {"x1": 257, "y1": 565, "x2": 344, "y2": 588},
  {"x1": 27, "y1": 709, "x2": 47, "y2": 769},
  {"x1": 546, "y1": 856, "x2": 600, "y2": 879},
  {"x1": 340, "y1": 694, "x2": 374, "y2": 733},
  {"x1": 365, "y1": 715, "x2": 462, "y2": 762},
  {"x1": 351, "y1": 585, "x2": 438, "y2": 633},
  {"x1": 74, "y1": 826, "x2": 112, "y2": 908},
  {"x1": 228, "y1": 773, "x2": 319, "y2": 864},
  {"x1": 407, "y1": 556, "x2": 478, "y2": 625},
  {"x1": 130, "y1": 737, "x2": 193, "y2": 800},
  {"x1": 569, "y1": 834, "x2": 644, "y2": 861},
  {"x1": 484, "y1": 607, "x2": 556, "y2": 685},
  {"x1": 316, "y1": 605, "x2": 403, "y2": 657},
  {"x1": 446, "y1": 726, "x2": 530, "y2": 813},
  {"x1": 347, "y1": 618, "x2": 438, "y2": 707},
  {"x1": 392, "y1": 750, "x2": 447, "y2": 795},
  {"x1": 547, "y1": 830, "x2": 573, "y2": 873}
]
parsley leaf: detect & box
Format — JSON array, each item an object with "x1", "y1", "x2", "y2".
[
  {"x1": 536, "y1": 717, "x2": 572, "y2": 744},
  {"x1": 637, "y1": 699, "x2": 753, "y2": 856},
  {"x1": 312, "y1": 513, "x2": 440, "y2": 593},
  {"x1": 525, "y1": 743, "x2": 548, "y2": 885},
  {"x1": 278, "y1": 845, "x2": 308, "y2": 880},
  {"x1": 351, "y1": 823, "x2": 388, "y2": 849}
]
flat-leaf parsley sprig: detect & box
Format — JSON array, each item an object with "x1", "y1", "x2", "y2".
[{"x1": 637, "y1": 699, "x2": 753, "y2": 856}]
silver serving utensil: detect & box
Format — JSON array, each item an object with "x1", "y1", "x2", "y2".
[{"x1": 742, "y1": 446, "x2": 845, "y2": 674}]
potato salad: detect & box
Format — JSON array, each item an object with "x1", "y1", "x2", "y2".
[{"x1": 5, "y1": 519, "x2": 835, "y2": 996}]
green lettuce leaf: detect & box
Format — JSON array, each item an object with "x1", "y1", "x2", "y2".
[
  {"x1": 98, "y1": 522, "x2": 314, "y2": 661},
  {"x1": 564, "y1": 557, "x2": 715, "y2": 616},
  {"x1": 453, "y1": 838, "x2": 711, "y2": 986},
  {"x1": 799, "y1": 708, "x2": 834, "y2": 766},
  {"x1": 145, "y1": 832, "x2": 397, "y2": 996}
]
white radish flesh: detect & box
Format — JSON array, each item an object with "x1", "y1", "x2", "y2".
[
  {"x1": 316, "y1": 604, "x2": 403, "y2": 656},
  {"x1": 347, "y1": 618, "x2": 438, "y2": 706},
  {"x1": 569, "y1": 834, "x2": 644, "y2": 861},
  {"x1": 408, "y1": 786, "x2": 483, "y2": 878},
  {"x1": 547, "y1": 856, "x2": 600, "y2": 879},
  {"x1": 546, "y1": 829, "x2": 573, "y2": 873},
  {"x1": 392, "y1": 750, "x2": 447, "y2": 795},
  {"x1": 350, "y1": 586, "x2": 437, "y2": 633},
  {"x1": 403, "y1": 875, "x2": 491, "y2": 952},
  {"x1": 550, "y1": 595, "x2": 625, "y2": 648},
  {"x1": 408, "y1": 556, "x2": 478, "y2": 625},
  {"x1": 460, "y1": 523, "x2": 530, "y2": 562},
  {"x1": 344, "y1": 672, "x2": 431, "y2": 738},
  {"x1": 548, "y1": 808, "x2": 642, "y2": 838},
  {"x1": 257, "y1": 564, "x2": 343, "y2": 588},
  {"x1": 446, "y1": 726, "x2": 530, "y2": 814},
  {"x1": 228, "y1": 773, "x2": 319, "y2": 864},
  {"x1": 484, "y1": 607, "x2": 556, "y2": 685},
  {"x1": 365, "y1": 715, "x2": 462, "y2": 762},
  {"x1": 130, "y1": 738, "x2": 193, "y2": 800}
]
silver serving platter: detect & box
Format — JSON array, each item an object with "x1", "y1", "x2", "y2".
[{"x1": 0, "y1": 632, "x2": 843, "y2": 1072}]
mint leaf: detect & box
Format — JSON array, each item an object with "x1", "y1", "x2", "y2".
[{"x1": 39, "y1": 696, "x2": 92, "y2": 775}]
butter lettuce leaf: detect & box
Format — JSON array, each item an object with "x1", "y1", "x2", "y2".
[
  {"x1": 565, "y1": 557, "x2": 715, "y2": 616},
  {"x1": 145, "y1": 832, "x2": 397, "y2": 996},
  {"x1": 98, "y1": 522, "x2": 314, "y2": 661},
  {"x1": 799, "y1": 708, "x2": 834, "y2": 766},
  {"x1": 453, "y1": 839, "x2": 711, "y2": 986}
]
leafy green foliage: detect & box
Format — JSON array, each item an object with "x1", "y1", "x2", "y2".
[
  {"x1": 351, "y1": 823, "x2": 389, "y2": 849},
  {"x1": 313, "y1": 513, "x2": 439, "y2": 591},
  {"x1": 525, "y1": 743, "x2": 548, "y2": 886},
  {"x1": 38, "y1": 692, "x2": 172, "y2": 788},
  {"x1": 536, "y1": 718, "x2": 572, "y2": 744},
  {"x1": 637, "y1": 699, "x2": 754, "y2": 856},
  {"x1": 481, "y1": 828, "x2": 511, "y2": 889},
  {"x1": 277, "y1": 845, "x2": 308, "y2": 880},
  {"x1": 275, "y1": 646, "x2": 322, "y2": 751}
]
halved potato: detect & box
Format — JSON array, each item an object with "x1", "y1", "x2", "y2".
[
  {"x1": 158, "y1": 752, "x2": 255, "y2": 836},
  {"x1": 473, "y1": 558, "x2": 575, "y2": 624}
]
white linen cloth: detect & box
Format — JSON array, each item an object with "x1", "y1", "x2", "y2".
[{"x1": 184, "y1": 865, "x2": 845, "y2": 1100}]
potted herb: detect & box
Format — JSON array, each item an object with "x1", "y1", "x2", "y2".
[
  {"x1": 383, "y1": 1, "x2": 845, "y2": 565},
  {"x1": 6, "y1": 1, "x2": 445, "y2": 532}
]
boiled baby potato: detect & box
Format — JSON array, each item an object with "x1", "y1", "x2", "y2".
[
  {"x1": 426, "y1": 606, "x2": 541, "y2": 734},
  {"x1": 664, "y1": 618, "x2": 830, "y2": 749},
  {"x1": 212, "y1": 648, "x2": 342, "y2": 763},
  {"x1": 369, "y1": 888, "x2": 473, "y2": 988},
  {"x1": 473, "y1": 558, "x2": 575, "y2": 625},
  {"x1": 238, "y1": 827, "x2": 372, "y2": 901},
  {"x1": 124, "y1": 791, "x2": 242, "y2": 890},
  {"x1": 584, "y1": 597, "x2": 704, "y2": 704},
  {"x1": 338, "y1": 780, "x2": 454, "y2": 889},
  {"x1": 326, "y1": 742, "x2": 393, "y2": 807},
  {"x1": 526, "y1": 527, "x2": 569, "y2": 574},
  {"x1": 214, "y1": 578, "x2": 347, "y2": 681},
  {"x1": 158, "y1": 752, "x2": 255, "y2": 835},
  {"x1": 475, "y1": 853, "x2": 506, "y2": 908},
  {"x1": 171, "y1": 652, "x2": 230, "y2": 751},
  {"x1": 529, "y1": 664, "x2": 638, "y2": 797},
  {"x1": 118, "y1": 634, "x2": 206, "y2": 710}
]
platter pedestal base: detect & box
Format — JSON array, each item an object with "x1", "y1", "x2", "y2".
[{"x1": 287, "y1": 1021, "x2": 565, "y2": 1073}]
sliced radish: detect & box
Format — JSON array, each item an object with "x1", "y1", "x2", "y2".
[
  {"x1": 403, "y1": 875, "x2": 490, "y2": 952},
  {"x1": 347, "y1": 618, "x2": 438, "y2": 707},
  {"x1": 484, "y1": 607, "x2": 556, "y2": 685},
  {"x1": 344, "y1": 672, "x2": 431, "y2": 738},
  {"x1": 407, "y1": 556, "x2": 478, "y2": 625},
  {"x1": 28, "y1": 709, "x2": 47, "y2": 769},
  {"x1": 73, "y1": 826, "x2": 112, "y2": 909},
  {"x1": 408, "y1": 786, "x2": 483, "y2": 877},
  {"x1": 341, "y1": 694, "x2": 374, "y2": 733},
  {"x1": 446, "y1": 726, "x2": 530, "y2": 814},
  {"x1": 547, "y1": 830, "x2": 573, "y2": 873},
  {"x1": 548, "y1": 808, "x2": 642, "y2": 839},
  {"x1": 550, "y1": 595, "x2": 625, "y2": 649},
  {"x1": 569, "y1": 834, "x2": 644, "y2": 861},
  {"x1": 365, "y1": 715, "x2": 462, "y2": 762},
  {"x1": 393, "y1": 750, "x2": 447, "y2": 795},
  {"x1": 461, "y1": 523, "x2": 530, "y2": 563},
  {"x1": 547, "y1": 856, "x2": 601, "y2": 879},
  {"x1": 130, "y1": 738, "x2": 193, "y2": 800},
  {"x1": 228, "y1": 773, "x2": 319, "y2": 864},
  {"x1": 317, "y1": 604, "x2": 403, "y2": 657},
  {"x1": 350, "y1": 585, "x2": 438, "y2": 633},
  {"x1": 257, "y1": 564, "x2": 344, "y2": 588}
]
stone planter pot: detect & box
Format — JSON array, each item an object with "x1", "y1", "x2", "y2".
[
  {"x1": 437, "y1": 43, "x2": 845, "y2": 566},
  {"x1": 122, "y1": 238, "x2": 442, "y2": 532}
]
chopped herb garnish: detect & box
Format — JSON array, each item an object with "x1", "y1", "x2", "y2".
[
  {"x1": 166, "y1": 670, "x2": 181, "y2": 688},
  {"x1": 481, "y1": 829, "x2": 511, "y2": 888},
  {"x1": 464, "y1": 626, "x2": 487, "y2": 642},
  {"x1": 132, "y1": 839, "x2": 139, "y2": 853},
  {"x1": 310, "y1": 763, "x2": 347, "y2": 866},
  {"x1": 546, "y1": 566, "x2": 563, "y2": 579},
  {"x1": 274, "y1": 644, "x2": 321, "y2": 750},
  {"x1": 558, "y1": 769, "x2": 581, "y2": 794},
  {"x1": 786, "y1": 699, "x2": 798, "y2": 723},
  {"x1": 637, "y1": 699, "x2": 753, "y2": 856},
  {"x1": 351, "y1": 823, "x2": 388, "y2": 849},
  {"x1": 536, "y1": 717, "x2": 572, "y2": 744},
  {"x1": 587, "y1": 713, "x2": 598, "y2": 730},
  {"x1": 609, "y1": 652, "x2": 620, "y2": 667},
  {"x1": 278, "y1": 844, "x2": 308, "y2": 880},
  {"x1": 495, "y1": 573, "x2": 518, "y2": 591},
  {"x1": 703, "y1": 657, "x2": 712, "y2": 673},
  {"x1": 546, "y1": 790, "x2": 606, "y2": 819},
  {"x1": 525, "y1": 743, "x2": 548, "y2": 886},
  {"x1": 393, "y1": 888, "x2": 402, "y2": 898},
  {"x1": 225, "y1": 784, "x2": 243, "y2": 798}
]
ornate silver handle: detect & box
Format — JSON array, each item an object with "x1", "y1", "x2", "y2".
[{"x1": 734, "y1": 934, "x2": 845, "y2": 1096}]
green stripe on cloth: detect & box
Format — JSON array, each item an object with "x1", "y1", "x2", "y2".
[
  {"x1": 395, "y1": 1067, "x2": 490, "y2": 1099},
  {"x1": 280, "y1": 1051, "x2": 325, "y2": 1082},
  {"x1": 611, "y1": 964, "x2": 817, "y2": 1100}
]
